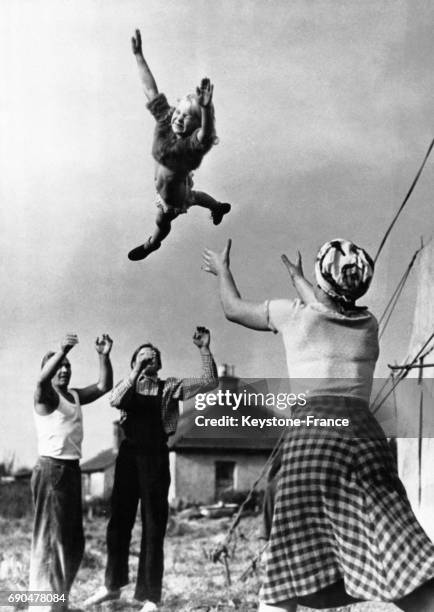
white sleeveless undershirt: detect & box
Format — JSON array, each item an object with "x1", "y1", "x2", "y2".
[{"x1": 34, "y1": 388, "x2": 83, "y2": 459}]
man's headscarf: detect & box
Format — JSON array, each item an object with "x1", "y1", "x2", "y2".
[{"x1": 315, "y1": 239, "x2": 374, "y2": 304}]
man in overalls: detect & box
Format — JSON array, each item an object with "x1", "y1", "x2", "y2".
[{"x1": 85, "y1": 327, "x2": 218, "y2": 612}]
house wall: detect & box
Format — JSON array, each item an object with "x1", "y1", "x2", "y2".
[
  {"x1": 169, "y1": 451, "x2": 177, "y2": 502},
  {"x1": 104, "y1": 464, "x2": 116, "y2": 499},
  {"x1": 82, "y1": 450, "x2": 272, "y2": 505},
  {"x1": 82, "y1": 465, "x2": 116, "y2": 501},
  {"x1": 170, "y1": 451, "x2": 270, "y2": 504},
  {"x1": 83, "y1": 472, "x2": 105, "y2": 498}
]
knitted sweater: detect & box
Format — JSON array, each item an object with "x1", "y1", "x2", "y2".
[{"x1": 266, "y1": 298, "x2": 379, "y2": 402}]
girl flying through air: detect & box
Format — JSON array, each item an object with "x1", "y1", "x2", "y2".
[{"x1": 128, "y1": 29, "x2": 231, "y2": 261}]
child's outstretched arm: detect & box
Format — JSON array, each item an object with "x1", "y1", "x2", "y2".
[
  {"x1": 196, "y1": 78, "x2": 215, "y2": 144},
  {"x1": 281, "y1": 252, "x2": 316, "y2": 305},
  {"x1": 131, "y1": 29, "x2": 159, "y2": 102}
]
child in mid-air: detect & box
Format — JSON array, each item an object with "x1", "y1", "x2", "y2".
[{"x1": 128, "y1": 29, "x2": 231, "y2": 261}]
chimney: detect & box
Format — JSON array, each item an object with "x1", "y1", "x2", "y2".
[
  {"x1": 113, "y1": 421, "x2": 125, "y2": 453},
  {"x1": 218, "y1": 363, "x2": 239, "y2": 393}
]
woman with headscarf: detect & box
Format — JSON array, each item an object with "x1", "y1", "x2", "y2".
[{"x1": 202, "y1": 238, "x2": 434, "y2": 612}]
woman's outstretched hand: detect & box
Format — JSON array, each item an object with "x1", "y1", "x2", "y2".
[
  {"x1": 281, "y1": 251, "x2": 316, "y2": 304},
  {"x1": 281, "y1": 251, "x2": 304, "y2": 283},
  {"x1": 202, "y1": 239, "x2": 232, "y2": 276}
]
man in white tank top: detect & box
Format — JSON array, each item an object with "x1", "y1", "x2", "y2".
[{"x1": 30, "y1": 332, "x2": 113, "y2": 612}]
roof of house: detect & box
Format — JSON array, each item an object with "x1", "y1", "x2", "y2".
[
  {"x1": 167, "y1": 435, "x2": 279, "y2": 451},
  {"x1": 81, "y1": 449, "x2": 117, "y2": 473}
]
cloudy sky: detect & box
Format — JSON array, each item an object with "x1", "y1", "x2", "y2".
[{"x1": 1, "y1": 0, "x2": 433, "y2": 468}]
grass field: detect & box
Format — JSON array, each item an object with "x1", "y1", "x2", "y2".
[{"x1": 0, "y1": 514, "x2": 397, "y2": 612}]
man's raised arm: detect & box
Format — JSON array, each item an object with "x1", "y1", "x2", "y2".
[
  {"x1": 34, "y1": 333, "x2": 79, "y2": 415},
  {"x1": 173, "y1": 327, "x2": 218, "y2": 401},
  {"x1": 109, "y1": 348, "x2": 153, "y2": 408},
  {"x1": 75, "y1": 335, "x2": 113, "y2": 405}
]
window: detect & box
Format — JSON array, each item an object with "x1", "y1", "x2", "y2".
[{"x1": 215, "y1": 461, "x2": 236, "y2": 501}]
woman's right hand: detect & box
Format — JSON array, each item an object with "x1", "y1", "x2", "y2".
[{"x1": 202, "y1": 239, "x2": 232, "y2": 276}]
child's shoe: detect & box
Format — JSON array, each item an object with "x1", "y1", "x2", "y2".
[
  {"x1": 128, "y1": 238, "x2": 161, "y2": 261},
  {"x1": 211, "y1": 203, "x2": 231, "y2": 226}
]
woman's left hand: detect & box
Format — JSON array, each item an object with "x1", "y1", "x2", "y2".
[{"x1": 281, "y1": 251, "x2": 304, "y2": 283}]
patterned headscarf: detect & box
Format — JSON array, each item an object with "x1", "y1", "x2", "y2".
[{"x1": 315, "y1": 239, "x2": 374, "y2": 304}]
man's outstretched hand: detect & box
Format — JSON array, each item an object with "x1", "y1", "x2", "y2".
[
  {"x1": 60, "y1": 333, "x2": 79, "y2": 355},
  {"x1": 193, "y1": 326, "x2": 211, "y2": 349},
  {"x1": 95, "y1": 334, "x2": 113, "y2": 355}
]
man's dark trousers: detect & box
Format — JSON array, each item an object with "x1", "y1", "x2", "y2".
[
  {"x1": 105, "y1": 387, "x2": 170, "y2": 603},
  {"x1": 30, "y1": 456, "x2": 84, "y2": 611}
]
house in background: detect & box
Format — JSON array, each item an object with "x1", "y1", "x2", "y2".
[
  {"x1": 167, "y1": 365, "x2": 282, "y2": 504},
  {"x1": 81, "y1": 365, "x2": 281, "y2": 504},
  {"x1": 81, "y1": 423, "x2": 122, "y2": 500}
]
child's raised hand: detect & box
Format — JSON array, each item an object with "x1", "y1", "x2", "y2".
[
  {"x1": 196, "y1": 77, "x2": 214, "y2": 107},
  {"x1": 131, "y1": 29, "x2": 143, "y2": 56}
]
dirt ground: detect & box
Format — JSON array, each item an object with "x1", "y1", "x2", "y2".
[{"x1": 0, "y1": 515, "x2": 397, "y2": 611}]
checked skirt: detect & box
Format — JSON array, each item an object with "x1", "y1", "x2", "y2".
[{"x1": 261, "y1": 395, "x2": 434, "y2": 604}]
